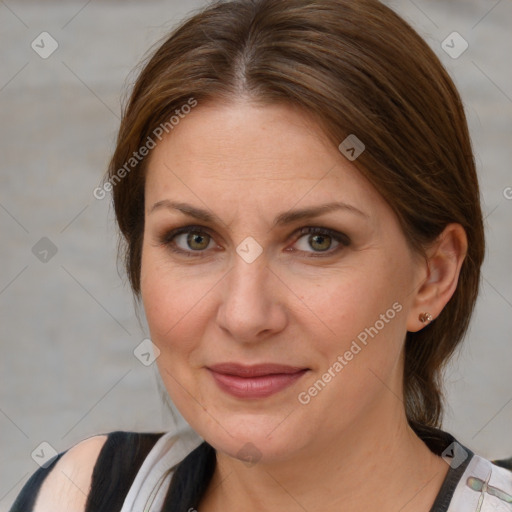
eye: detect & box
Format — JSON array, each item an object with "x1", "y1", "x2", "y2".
[
  {"x1": 289, "y1": 226, "x2": 350, "y2": 257},
  {"x1": 158, "y1": 226, "x2": 217, "y2": 257}
]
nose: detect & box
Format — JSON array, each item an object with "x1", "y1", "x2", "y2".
[{"x1": 216, "y1": 253, "x2": 288, "y2": 344}]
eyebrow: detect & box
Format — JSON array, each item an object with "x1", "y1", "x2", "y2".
[{"x1": 150, "y1": 200, "x2": 368, "y2": 227}]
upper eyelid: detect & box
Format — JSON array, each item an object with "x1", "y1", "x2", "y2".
[{"x1": 161, "y1": 225, "x2": 223, "y2": 245}]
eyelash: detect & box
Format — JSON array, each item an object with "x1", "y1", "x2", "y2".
[{"x1": 157, "y1": 225, "x2": 351, "y2": 259}]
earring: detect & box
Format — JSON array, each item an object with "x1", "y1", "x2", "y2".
[{"x1": 419, "y1": 312, "x2": 433, "y2": 323}]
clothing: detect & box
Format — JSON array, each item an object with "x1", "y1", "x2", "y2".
[{"x1": 9, "y1": 425, "x2": 512, "y2": 511}]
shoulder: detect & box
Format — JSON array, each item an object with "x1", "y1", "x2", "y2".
[
  {"x1": 10, "y1": 431, "x2": 165, "y2": 512},
  {"x1": 34, "y1": 435, "x2": 108, "y2": 511}
]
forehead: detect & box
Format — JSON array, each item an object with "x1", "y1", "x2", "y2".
[{"x1": 144, "y1": 101, "x2": 385, "y2": 219}]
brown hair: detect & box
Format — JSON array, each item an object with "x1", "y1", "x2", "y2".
[{"x1": 105, "y1": 0, "x2": 485, "y2": 428}]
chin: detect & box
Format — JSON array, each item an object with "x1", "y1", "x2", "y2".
[{"x1": 191, "y1": 413, "x2": 310, "y2": 465}]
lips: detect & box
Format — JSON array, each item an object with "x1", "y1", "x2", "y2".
[
  {"x1": 207, "y1": 362, "x2": 309, "y2": 399},
  {"x1": 207, "y1": 362, "x2": 308, "y2": 377}
]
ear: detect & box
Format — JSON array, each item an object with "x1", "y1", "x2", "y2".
[{"x1": 406, "y1": 223, "x2": 468, "y2": 332}]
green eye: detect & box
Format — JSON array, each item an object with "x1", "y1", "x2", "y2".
[
  {"x1": 303, "y1": 233, "x2": 333, "y2": 251},
  {"x1": 159, "y1": 226, "x2": 215, "y2": 257},
  {"x1": 183, "y1": 231, "x2": 211, "y2": 251},
  {"x1": 291, "y1": 226, "x2": 351, "y2": 257}
]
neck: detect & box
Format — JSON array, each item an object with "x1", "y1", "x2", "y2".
[{"x1": 198, "y1": 397, "x2": 449, "y2": 512}]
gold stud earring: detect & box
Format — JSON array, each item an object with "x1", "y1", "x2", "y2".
[{"x1": 419, "y1": 312, "x2": 433, "y2": 323}]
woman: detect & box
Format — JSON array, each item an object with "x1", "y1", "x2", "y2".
[{"x1": 10, "y1": 0, "x2": 512, "y2": 510}]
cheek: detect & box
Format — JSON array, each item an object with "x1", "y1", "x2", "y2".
[
  {"x1": 292, "y1": 257, "x2": 411, "y2": 402},
  {"x1": 296, "y1": 260, "x2": 409, "y2": 347},
  {"x1": 140, "y1": 245, "x2": 217, "y2": 358},
  {"x1": 293, "y1": 283, "x2": 407, "y2": 425},
  {"x1": 140, "y1": 253, "x2": 212, "y2": 412}
]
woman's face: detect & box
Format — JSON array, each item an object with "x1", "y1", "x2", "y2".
[{"x1": 141, "y1": 101, "x2": 425, "y2": 463}]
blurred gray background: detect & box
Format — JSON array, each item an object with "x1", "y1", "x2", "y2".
[{"x1": 1, "y1": 0, "x2": 511, "y2": 508}]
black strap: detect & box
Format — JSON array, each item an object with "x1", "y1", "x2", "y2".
[
  {"x1": 8, "y1": 451, "x2": 67, "y2": 511},
  {"x1": 161, "y1": 440, "x2": 216, "y2": 512},
  {"x1": 404, "y1": 422, "x2": 476, "y2": 512},
  {"x1": 85, "y1": 431, "x2": 165, "y2": 512}
]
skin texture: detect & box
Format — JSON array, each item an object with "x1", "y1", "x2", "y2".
[{"x1": 140, "y1": 101, "x2": 467, "y2": 512}]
